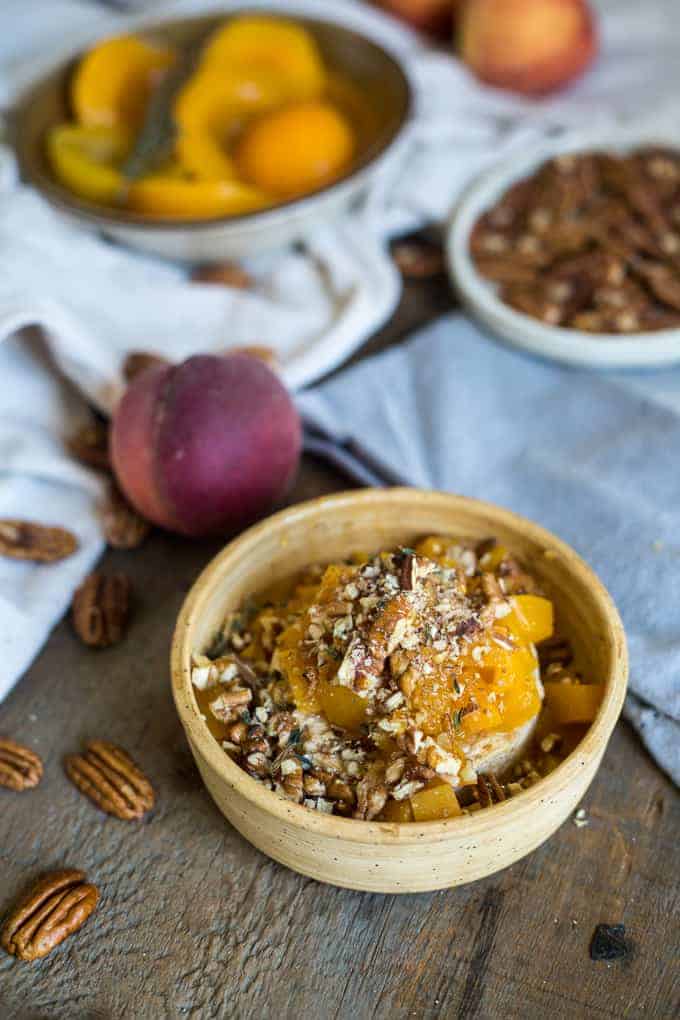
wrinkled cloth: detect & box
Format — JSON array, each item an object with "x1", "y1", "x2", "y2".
[{"x1": 298, "y1": 316, "x2": 680, "y2": 787}]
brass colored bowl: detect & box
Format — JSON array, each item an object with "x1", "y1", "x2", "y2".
[
  {"x1": 171, "y1": 489, "x2": 628, "y2": 893},
  {"x1": 12, "y1": 13, "x2": 412, "y2": 260}
]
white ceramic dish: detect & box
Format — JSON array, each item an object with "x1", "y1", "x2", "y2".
[{"x1": 447, "y1": 122, "x2": 680, "y2": 370}]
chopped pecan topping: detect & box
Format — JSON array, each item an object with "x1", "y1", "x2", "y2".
[
  {"x1": 0, "y1": 519, "x2": 78, "y2": 563},
  {"x1": 72, "y1": 572, "x2": 132, "y2": 648},
  {"x1": 538, "y1": 635, "x2": 574, "y2": 669},
  {"x1": 64, "y1": 740, "x2": 154, "y2": 820},
  {"x1": 354, "y1": 776, "x2": 388, "y2": 821},
  {"x1": 1, "y1": 870, "x2": 98, "y2": 961},
  {"x1": 0, "y1": 739, "x2": 43, "y2": 792}
]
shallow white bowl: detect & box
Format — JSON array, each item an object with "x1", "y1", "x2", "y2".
[{"x1": 447, "y1": 121, "x2": 680, "y2": 370}]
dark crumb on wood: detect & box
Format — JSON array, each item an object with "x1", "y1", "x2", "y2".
[{"x1": 590, "y1": 923, "x2": 630, "y2": 961}]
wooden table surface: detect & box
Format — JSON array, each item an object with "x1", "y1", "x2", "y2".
[{"x1": 1, "y1": 269, "x2": 678, "y2": 1020}]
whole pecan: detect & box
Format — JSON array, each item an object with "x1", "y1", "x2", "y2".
[
  {"x1": 67, "y1": 420, "x2": 110, "y2": 472},
  {"x1": 191, "y1": 261, "x2": 252, "y2": 289},
  {"x1": 72, "y1": 572, "x2": 131, "y2": 648},
  {"x1": 0, "y1": 739, "x2": 43, "y2": 791},
  {"x1": 391, "y1": 239, "x2": 445, "y2": 279},
  {"x1": 122, "y1": 350, "x2": 170, "y2": 384},
  {"x1": 64, "y1": 740, "x2": 154, "y2": 820},
  {"x1": 1, "y1": 869, "x2": 98, "y2": 961},
  {"x1": 0, "y1": 520, "x2": 78, "y2": 563},
  {"x1": 101, "y1": 488, "x2": 150, "y2": 550}
]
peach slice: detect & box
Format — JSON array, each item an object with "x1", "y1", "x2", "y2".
[
  {"x1": 175, "y1": 133, "x2": 236, "y2": 180},
  {"x1": 72, "y1": 35, "x2": 174, "y2": 130},
  {"x1": 459, "y1": 0, "x2": 597, "y2": 96},
  {"x1": 46, "y1": 124, "x2": 131, "y2": 204},
  {"x1": 174, "y1": 68, "x2": 288, "y2": 139},
  {"x1": 200, "y1": 16, "x2": 325, "y2": 103},
  {"x1": 126, "y1": 174, "x2": 271, "y2": 219}
]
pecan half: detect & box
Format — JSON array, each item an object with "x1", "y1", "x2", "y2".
[
  {"x1": 0, "y1": 739, "x2": 43, "y2": 791},
  {"x1": 67, "y1": 420, "x2": 110, "y2": 471},
  {"x1": 64, "y1": 740, "x2": 154, "y2": 820},
  {"x1": 101, "y1": 488, "x2": 150, "y2": 550},
  {"x1": 72, "y1": 572, "x2": 131, "y2": 648},
  {"x1": 0, "y1": 520, "x2": 78, "y2": 563},
  {"x1": 477, "y1": 773, "x2": 506, "y2": 808},
  {"x1": 122, "y1": 350, "x2": 170, "y2": 384},
  {"x1": 1, "y1": 870, "x2": 98, "y2": 961}
]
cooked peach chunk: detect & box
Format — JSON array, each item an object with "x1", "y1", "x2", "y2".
[
  {"x1": 410, "y1": 781, "x2": 462, "y2": 821},
  {"x1": 380, "y1": 799, "x2": 414, "y2": 823},
  {"x1": 319, "y1": 683, "x2": 367, "y2": 732},
  {"x1": 544, "y1": 682, "x2": 604, "y2": 724},
  {"x1": 504, "y1": 595, "x2": 554, "y2": 645}
]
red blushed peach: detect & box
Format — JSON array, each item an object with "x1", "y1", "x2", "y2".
[
  {"x1": 110, "y1": 354, "x2": 301, "y2": 537},
  {"x1": 459, "y1": 0, "x2": 597, "y2": 96},
  {"x1": 377, "y1": 0, "x2": 457, "y2": 37}
]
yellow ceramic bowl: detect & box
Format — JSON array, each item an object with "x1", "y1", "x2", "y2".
[
  {"x1": 171, "y1": 489, "x2": 627, "y2": 893},
  {"x1": 12, "y1": 12, "x2": 411, "y2": 260}
]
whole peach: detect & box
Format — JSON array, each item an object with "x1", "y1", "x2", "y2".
[
  {"x1": 376, "y1": 0, "x2": 457, "y2": 38},
  {"x1": 110, "y1": 353, "x2": 301, "y2": 536},
  {"x1": 459, "y1": 0, "x2": 597, "y2": 96}
]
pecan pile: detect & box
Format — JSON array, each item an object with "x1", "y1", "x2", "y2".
[{"x1": 471, "y1": 147, "x2": 680, "y2": 334}]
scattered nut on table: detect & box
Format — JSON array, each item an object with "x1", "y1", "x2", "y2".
[
  {"x1": 64, "y1": 739, "x2": 154, "y2": 820},
  {"x1": 1, "y1": 869, "x2": 99, "y2": 962},
  {"x1": 0, "y1": 739, "x2": 43, "y2": 792},
  {"x1": 0, "y1": 520, "x2": 78, "y2": 563},
  {"x1": 71, "y1": 572, "x2": 132, "y2": 648}
]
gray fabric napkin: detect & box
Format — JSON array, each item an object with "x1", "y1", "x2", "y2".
[{"x1": 298, "y1": 315, "x2": 680, "y2": 787}]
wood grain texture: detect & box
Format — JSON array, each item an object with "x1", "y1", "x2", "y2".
[{"x1": 0, "y1": 269, "x2": 678, "y2": 1018}]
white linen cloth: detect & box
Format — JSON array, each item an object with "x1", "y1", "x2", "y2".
[{"x1": 1, "y1": 0, "x2": 680, "y2": 723}]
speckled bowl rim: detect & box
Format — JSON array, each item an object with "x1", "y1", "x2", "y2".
[
  {"x1": 13, "y1": 11, "x2": 413, "y2": 232},
  {"x1": 171, "y1": 488, "x2": 627, "y2": 846}
]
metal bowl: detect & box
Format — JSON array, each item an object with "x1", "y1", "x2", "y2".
[{"x1": 12, "y1": 12, "x2": 412, "y2": 261}]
